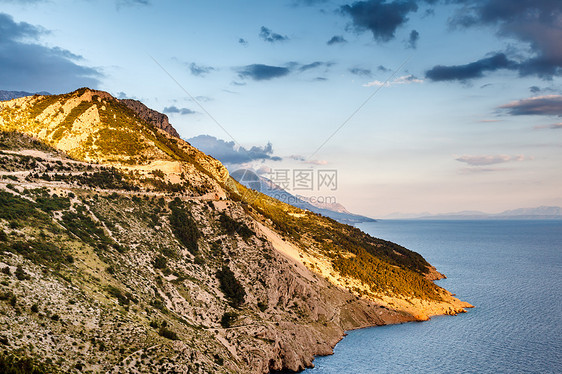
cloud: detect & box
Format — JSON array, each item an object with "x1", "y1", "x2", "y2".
[
  {"x1": 499, "y1": 95, "x2": 562, "y2": 116},
  {"x1": 237, "y1": 64, "x2": 291, "y2": 81},
  {"x1": 407, "y1": 29, "x2": 419, "y2": 49},
  {"x1": 299, "y1": 61, "x2": 333, "y2": 72},
  {"x1": 288, "y1": 155, "x2": 328, "y2": 165},
  {"x1": 349, "y1": 67, "x2": 372, "y2": 76},
  {"x1": 341, "y1": 0, "x2": 419, "y2": 42},
  {"x1": 377, "y1": 65, "x2": 390, "y2": 72},
  {"x1": 327, "y1": 35, "x2": 347, "y2": 45},
  {"x1": 259, "y1": 26, "x2": 289, "y2": 43},
  {"x1": 117, "y1": 0, "x2": 149, "y2": 7},
  {"x1": 293, "y1": 0, "x2": 329, "y2": 5},
  {"x1": 187, "y1": 135, "x2": 282, "y2": 165},
  {"x1": 238, "y1": 38, "x2": 248, "y2": 46},
  {"x1": 456, "y1": 154, "x2": 525, "y2": 166},
  {"x1": 449, "y1": 0, "x2": 562, "y2": 79},
  {"x1": 236, "y1": 61, "x2": 331, "y2": 81},
  {"x1": 425, "y1": 53, "x2": 517, "y2": 82},
  {"x1": 303, "y1": 159, "x2": 329, "y2": 165},
  {"x1": 188, "y1": 62, "x2": 215, "y2": 77},
  {"x1": 363, "y1": 74, "x2": 423, "y2": 87},
  {"x1": 163, "y1": 106, "x2": 196, "y2": 115},
  {"x1": 534, "y1": 122, "x2": 562, "y2": 130},
  {"x1": 300, "y1": 61, "x2": 323, "y2": 71},
  {"x1": 0, "y1": 13, "x2": 101, "y2": 93},
  {"x1": 478, "y1": 119, "x2": 501, "y2": 123}
]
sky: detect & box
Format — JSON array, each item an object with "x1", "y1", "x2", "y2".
[{"x1": 1, "y1": 0, "x2": 561, "y2": 217}]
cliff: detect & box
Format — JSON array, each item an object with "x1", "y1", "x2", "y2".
[
  {"x1": 0, "y1": 89, "x2": 471, "y2": 373},
  {"x1": 120, "y1": 98, "x2": 181, "y2": 138}
]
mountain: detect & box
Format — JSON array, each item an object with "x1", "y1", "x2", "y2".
[
  {"x1": 120, "y1": 98, "x2": 180, "y2": 138},
  {"x1": 230, "y1": 170, "x2": 376, "y2": 225},
  {"x1": 0, "y1": 88, "x2": 470, "y2": 373},
  {"x1": 412, "y1": 206, "x2": 562, "y2": 220},
  {"x1": 0, "y1": 90, "x2": 51, "y2": 101}
]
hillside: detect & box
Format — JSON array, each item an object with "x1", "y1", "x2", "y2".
[{"x1": 0, "y1": 89, "x2": 471, "y2": 373}]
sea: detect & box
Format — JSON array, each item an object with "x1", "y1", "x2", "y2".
[{"x1": 304, "y1": 220, "x2": 562, "y2": 374}]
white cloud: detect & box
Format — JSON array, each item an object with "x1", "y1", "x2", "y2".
[{"x1": 363, "y1": 74, "x2": 423, "y2": 87}]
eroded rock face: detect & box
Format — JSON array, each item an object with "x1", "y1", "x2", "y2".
[{"x1": 120, "y1": 99, "x2": 180, "y2": 138}]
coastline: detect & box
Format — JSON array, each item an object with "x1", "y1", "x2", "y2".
[
  {"x1": 262, "y1": 221, "x2": 473, "y2": 373},
  {"x1": 293, "y1": 284, "x2": 473, "y2": 373}
]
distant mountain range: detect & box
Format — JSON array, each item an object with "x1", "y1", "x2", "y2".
[
  {"x1": 230, "y1": 169, "x2": 376, "y2": 224},
  {"x1": 0, "y1": 90, "x2": 51, "y2": 101},
  {"x1": 385, "y1": 206, "x2": 562, "y2": 220}
]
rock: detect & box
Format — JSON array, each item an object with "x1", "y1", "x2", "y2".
[{"x1": 120, "y1": 98, "x2": 180, "y2": 138}]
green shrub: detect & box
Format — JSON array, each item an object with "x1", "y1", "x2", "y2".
[
  {"x1": 0, "y1": 350, "x2": 56, "y2": 374},
  {"x1": 216, "y1": 266, "x2": 245, "y2": 308},
  {"x1": 218, "y1": 212, "x2": 254, "y2": 239},
  {"x1": 168, "y1": 200, "x2": 200, "y2": 254},
  {"x1": 153, "y1": 255, "x2": 167, "y2": 269},
  {"x1": 220, "y1": 311, "x2": 237, "y2": 328},
  {"x1": 158, "y1": 326, "x2": 179, "y2": 340},
  {"x1": 14, "y1": 265, "x2": 29, "y2": 281}
]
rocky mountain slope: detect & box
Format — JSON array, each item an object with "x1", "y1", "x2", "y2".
[
  {"x1": 0, "y1": 89, "x2": 471, "y2": 373},
  {"x1": 120, "y1": 99, "x2": 180, "y2": 138}
]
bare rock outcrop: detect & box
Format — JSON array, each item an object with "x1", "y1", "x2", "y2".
[{"x1": 120, "y1": 98, "x2": 180, "y2": 138}]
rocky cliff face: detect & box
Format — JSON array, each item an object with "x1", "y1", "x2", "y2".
[
  {"x1": 0, "y1": 89, "x2": 471, "y2": 373},
  {"x1": 120, "y1": 98, "x2": 180, "y2": 138}
]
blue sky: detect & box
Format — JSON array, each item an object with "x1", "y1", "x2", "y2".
[{"x1": 1, "y1": 0, "x2": 561, "y2": 216}]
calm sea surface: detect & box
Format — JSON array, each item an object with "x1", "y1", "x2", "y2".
[{"x1": 304, "y1": 220, "x2": 562, "y2": 374}]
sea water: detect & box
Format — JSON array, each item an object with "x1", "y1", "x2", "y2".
[{"x1": 304, "y1": 220, "x2": 562, "y2": 374}]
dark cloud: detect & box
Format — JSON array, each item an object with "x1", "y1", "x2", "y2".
[
  {"x1": 237, "y1": 61, "x2": 331, "y2": 81},
  {"x1": 238, "y1": 38, "x2": 248, "y2": 46},
  {"x1": 499, "y1": 95, "x2": 562, "y2": 116},
  {"x1": 259, "y1": 26, "x2": 289, "y2": 43},
  {"x1": 377, "y1": 65, "x2": 390, "y2": 72},
  {"x1": 449, "y1": 0, "x2": 562, "y2": 78},
  {"x1": 299, "y1": 61, "x2": 331, "y2": 72},
  {"x1": 188, "y1": 62, "x2": 215, "y2": 77},
  {"x1": 425, "y1": 53, "x2": 517, "y2": 82},
  {"x1": 529, "y1": 86, "x2": 557, "y2": 94},
  {"x1": 327, "y1": 35, "x2": 347, "y2": 45},
  {"x1": 237, "y1": 64, "x2": 291, "y2": 81},
  {"x1": 349, "y1": 67, "x2": 371, "y2": 76},
  {"x1": 0, "y1": 13, "x2": 101, "y2": 93},
  {"x1": 186, "y1": 135, "x2": 282, "y2": 165},
  {"x1": 163, "y1": 106, "x2": 196, "y2": 115},
  {"x1": 407, "y1": 29, "x2": 419, "y2": 48},
  {"x1": 341, "y1": 0, "x2": 419, "y2": 42}
]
